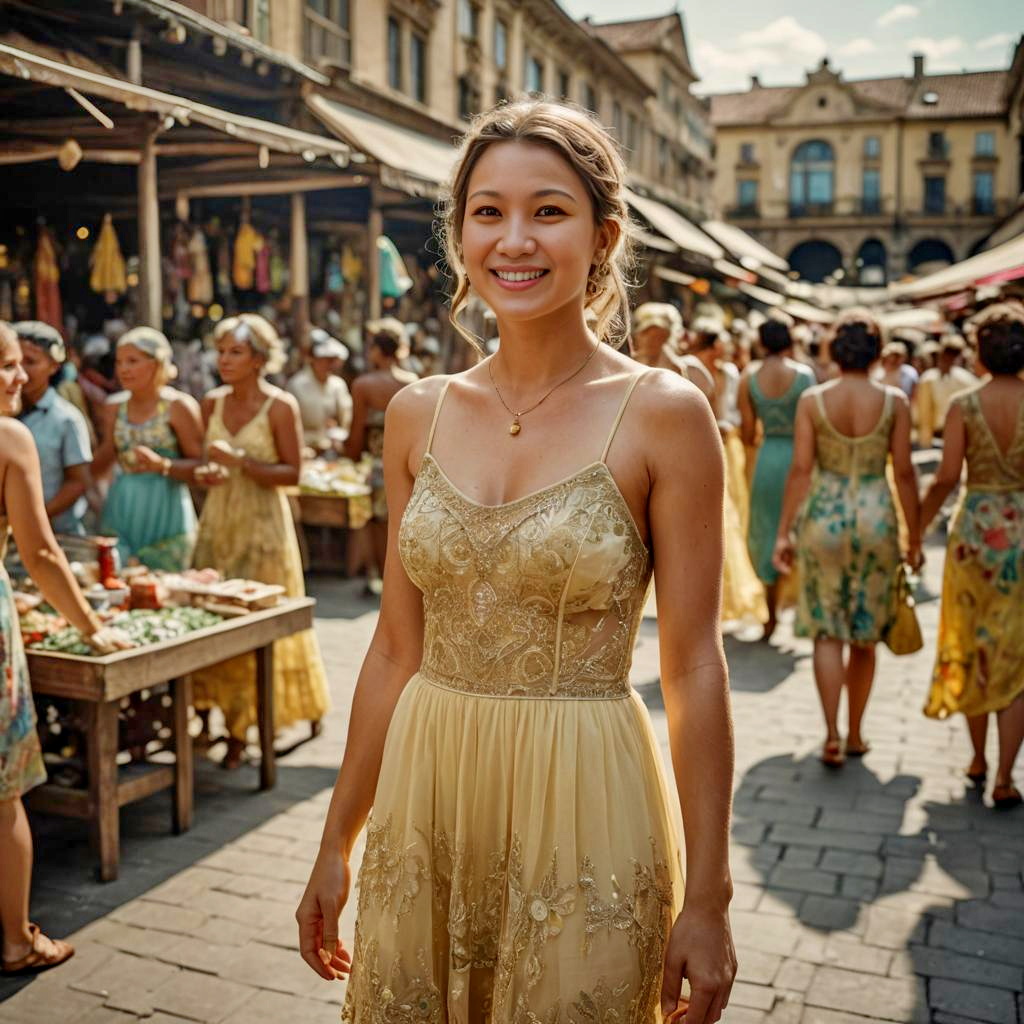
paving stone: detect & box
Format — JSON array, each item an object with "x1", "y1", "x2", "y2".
[
  {"x1": 0, "y1": 986, "x2": 105, "y2": 1024},
  {"x1": 799, "y1": 896, "x2": 863, "y2": 933},
  {"x1": 720, "y1": 1008, "x2": 767, "y2": 1024},
  {"x1": 733, "y1": 882, "x2": 765, "y2": 911},
  {"x1": 889, "y1": 946, "x2": 1023, "y2": 990},
  {"x1": 928, "y1": 979, "x2": 1017, "y2": 1024},
  {"x1": 862, "y1": 906, "x2": 927, "y2": 950},
  {"x1": 756, "y1": 888, "x2": 805, "y2": 917},
  {"x1": 729, "y1": 912, "x2": 803, "y2": 956},
  {"x1": 729, "y1": 982, "x2": 777, "y2": 1011},
  {"x1": 780, "y1": 846, "x2": 822, "y2": 869},
  {"x1": 805, "y1": 966, "x2": 927, "y2": 1022},
  {"x1": 182, "y1": 889, "x2": 283, "y2": 929},
  {"x1": 188, "y1": 916, "x2": 259, "y2": 947},
  {"x1": 928, "y1": 919, "x2": 1024, "y2": 966},
  {"x1": 68, "y1": 949, "x2": 180, "y2": 1016},
  {"x1": 838, "y1": 875, "x2": 878, "y2": 901},
  {"x1": 816, "y1": 809, "x2": 905, "y2": 835},
  {"x1": 219, "y1": 940, "x2": 330, "y2": 1000},
  {"x1": 768, "y1": 866, "x2": 838, "y2": 896},
  {"x1": 800, "y1": 1010, "x2": 888, "y2": 1024},
  {"x1": 740, "y1": 800, "x2": 820, "y2": 826},
  {"x1": 220, "y1": 989, "x2": 342, "y2": 1024},
  {"x1": 148, "y1": 969, "x2": 252, "y2": 1023},
  {"x1": 71, "y1": 1010, "x2": 139, "y2": 1024},
  {"x1": 792, "y1": 935, "x2": 891, "y2": 976},
  {"x1": 143, "y1": 867, "x2": 228, "y2": 906},
  {"x1": 156, "y1": 935, "x2": 241, "y2": 975},
  {"x1": 735, "y1": 947, "x2": 783, "y2": 985},
  {"x1": 773, "y1": 959, "x2": 815, "y2": 993},
  {"x1": 955, "y1": 900, "x2": 1024, "y2": 939},
  {"x1": 111, "y1": 900, "x2": 207, "y2": 935},
  {"x1": 769, "y1": 824, "x2": 882, "y2": 855},
  {"x1": 818, "y1": 850, "x2": 883, "y2": 879},
  {"x1": 79, "y1": 919, "x2": 183, "y2": 959}
]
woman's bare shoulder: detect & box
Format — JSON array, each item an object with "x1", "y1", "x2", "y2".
[{"x1": 0, "y1": 418, "x2": 36, "y2": 466}]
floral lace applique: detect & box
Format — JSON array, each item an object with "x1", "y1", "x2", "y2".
[{"x1": 357, "y1": 816, "x2": 429, "y2": 926}]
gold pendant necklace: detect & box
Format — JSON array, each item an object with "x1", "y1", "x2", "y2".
[{"x1": 487, "y1": 341, "x2": 600, "y2": 437}]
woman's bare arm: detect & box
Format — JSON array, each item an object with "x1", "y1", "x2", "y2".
[
  {"x1": 772, "y1": 394, "x2": 816, "y2": 574},
  {"x1": 2, "y1": 420, "x2": 101, "y2": 638},
  {"x1": 920, "y1": 400, "x2": 966, "y2": 533},
  {"x1": 342, "y1": 378, "x2": 368, "y2": 462},
  {"x1": 737, "y1": 370, "x2": 757, "y2": 448},
  {"x1": 643, "y1": 373, "x2": 736, "y2": 1024},
  {"x1": 888, "y1": 390, "x2": 922, "y2": 564},
  {"x1": 90, "y1": 401, "x2": 120, "y2": 477}
]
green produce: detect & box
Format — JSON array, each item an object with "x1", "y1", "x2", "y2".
[{"x1": 30, "y1": 607, "x2": 223, "y2": 655}]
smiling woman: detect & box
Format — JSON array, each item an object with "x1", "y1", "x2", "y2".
[{"x1": 298, "y1": 100, "x2": 737, "y2": 1024}]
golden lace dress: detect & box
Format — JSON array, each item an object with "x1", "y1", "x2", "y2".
[
  {"x1": 191, "y1": 388, "x2": 329, "y2": 739},
  {"x1": 795, "y1": 389, "x2": 900, "y2": 644},
  {"x1": 343, "y1": 374, "x2": 684, "y2": 1024},
  {"x1": 1, "y1": 517, "x2": 47, "y2": 801},
  {"x1": 925, "y1": 387, "x2": 1024, "y2": 718}
]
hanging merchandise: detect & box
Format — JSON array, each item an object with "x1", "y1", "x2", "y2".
[
  {"x1": 255, "y1": 238, "x2": 271, "y2": 293},
  {"x1": 377, "y1": 234, "x2": 413, "y2": 299},
  {"x1": 233, "y1": 219, "x2": 262, "y2": 291},
  {"x1": 89, "y1": 213, "x2": 127, "y2": 299},
  {"x1": 169, "y1": 222, "x2": 192, "y2": 297},
  {"x1": 268, "y1": 230, "x2": 287, "y2": 293},
  {"x1": 325, "y1": 251, "x2": 343, "y2": 294},
  {"x1": 341, "y1": 242, "x2": 362, "y2": 285},
  {"x1": 187, "y1": 227, "x2": 213, "y2": 305},
  {"x1": 33, "y1": 226, "x2": 62, "y2": 333},
  {"x1": 215, "y1": 230, "x2": 232, "y2": 299}
]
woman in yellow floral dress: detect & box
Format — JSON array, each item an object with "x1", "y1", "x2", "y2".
[
  {"x1": 192, "y1": 315, "x2": 329, "y2": 769},
  {"x1": 921, "y1": 303, "x2": 1024, "y2": 809},
  {"x1": 774, "y1": 312, "x2": 922, "y2": 767},
  {"x1": 296, "y1": 101, "x2": 737, "y2": 1023}
]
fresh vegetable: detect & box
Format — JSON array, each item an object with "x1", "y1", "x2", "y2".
[{"x1": 29, "y1": 607, "x2": 223, "y2": 655}]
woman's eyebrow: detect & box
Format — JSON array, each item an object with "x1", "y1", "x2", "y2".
[{"x1": 467, "y1": 188, "x2": 577, "y2": 202}]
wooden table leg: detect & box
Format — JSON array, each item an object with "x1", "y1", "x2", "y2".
[
  {"x1": 255, "y1": 643, "x2": 276, "y2": 791},
  {"x1": 86, "y1": 700, "x2": 120, "y2": 882},
  {"x1": 171, "y1": 676, "x2": 194, "y2": 834}
]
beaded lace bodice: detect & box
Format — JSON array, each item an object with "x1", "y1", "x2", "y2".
[
  {"x1": 114, "y1": 396, "x2": 180, "y2": 470},
  {"x1": 399, "y1": 375, "x2": 651, "y2": 699},
  {"x1": 750, "y1": 363, "x2": 814, "y2": 436},
  {"x1": 810, "y1": 388, "x2": 894, "y2": 478},
  {"x1": 958, "y1": 387, "x2": 1024, "y2": 491}
]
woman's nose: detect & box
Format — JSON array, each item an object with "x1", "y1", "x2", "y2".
[{"x1": 496, "y1": 219, "x2": 536, "y2": 257}]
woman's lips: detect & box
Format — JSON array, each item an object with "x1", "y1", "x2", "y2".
[{"x1": 489, "y1": 269, "x2": 549, "y2": 292}]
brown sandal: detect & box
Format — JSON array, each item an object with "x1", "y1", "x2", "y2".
[
  {"x1": 821, "y1": 739, "x2": 846, "y2": 769},
  {"x1": 992, "y1": 784, "x2": 1023, "y2": 811},
  {"x1": 2, "y1": 924, "x2": 75, "y2": 975}
]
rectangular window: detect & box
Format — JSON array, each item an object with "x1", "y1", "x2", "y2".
[
  {"x1": 626, "y1": 112, "x2": 638, "y2": 153},
  {"x1": 973, "y1": 170, "x2": 995, "y2": 214},
  {"x1": 304, "y1": 0, "x2": 351, "y2": 66},
  {"x1": 458, "y1": 0, "x2": 479, "y2": 41},
  {"x1": 612, "y1": 101, "x2": 622, "y2": 136},
  {"x1": 660, "y1": 70, "x2": 671, "y2": 104},
  {"x1": 737, "y1": 179, "x2": 758, "y2": 210},
  {"x1": 924, "y1": 175, "x2": 946, "y2": 213},
  {"x1": 975, "y1": 131, "x2": 995, "y2": 157},
  {"x1": 581, "y1": 81, "x2": 596, "y2": 113},
  {"x1": 863, "y1": 135, "x2": 881, "y2": 159},
  {"x1": 862, "y1": 168, "x2": 881, "y2": 213},
  {"x1": 387, "y1": 16, "x2": 402, "y2": 91},
  {"x1": 658, "y1": 136, "x2": 669, "y2": 178},
  {"x1": 739, "y1": 142, "x2": 755, "y2": 164},
  {"x1": 525, "y1": 53, "x2": 544, "y2": 94},
  {"x1": 927, "y1": 131, "x2": 947, "y2": 159},
  {"x1": 410, "y1": 31, "x2": 427, "y2": 102},
  {"x1": 494, "y1": 18, "x2": 508, "y2": 69},
  {"x1": 557, "y1": 69, "x2": 570, "y2": 99}
]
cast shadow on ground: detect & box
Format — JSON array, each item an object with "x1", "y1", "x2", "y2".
[
  {"x1": 0, "y1": 760, "x2": 338, "y2": 1003},
  {"x1": 723, "y1": 634, "x2": 804, "y2": 693},
  {"x1": 732, "y1": 752, "x2": 1024, "y2": 1021},
  {"x1": 305, "y1": 576, "x2": 382, "y2": 622}
]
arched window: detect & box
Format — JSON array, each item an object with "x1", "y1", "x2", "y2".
[
  {"x1": 856, "y1": 238, "x2": 887, "y2": 285},
  {"x1": 790, "y1": 140, "x2": 834, "y2": 216},
  {"x1": 787, "y1": 240, "x2": 843, "y2": 283},
  {"x1": 907, "y1": 238, "x2": 954, "y2": 273}
]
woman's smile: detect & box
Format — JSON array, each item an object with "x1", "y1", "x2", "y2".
[{"x1": 490, "y1": 266, "x2": 550, "y2": 291}]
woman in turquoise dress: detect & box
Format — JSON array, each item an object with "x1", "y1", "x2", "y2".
[
  {"x1": 739, "y1": 312, "x2": 815, "y2": 639},
  {"x1": 94, "y1": 329, "x2": 204, "y2": 570},
  {"x1": 773, "y1": 311, "x2": 922, "y2": 767}
]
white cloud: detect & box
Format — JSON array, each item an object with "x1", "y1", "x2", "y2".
[
  {"x1": 976, "y1": 32, "x2": 1012, "y2": 51},
  {"x1": 908, "y1": 35, "x2": 965, "y2": 69},
  {"x1": 694, "y1": 17, "x2": 827, "y2": 92},
  {"x1": 837, "y1": 38, "x2": 877, "y2": 58},
  {"x1": 877, "y1": 4, "x2": 919, "y2": 28}
]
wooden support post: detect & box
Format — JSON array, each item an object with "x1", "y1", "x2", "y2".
[
  {"x1": 86, "y1": 701, "x2": 120, "y2": 882},
  {"x1": 255, "y1": 643, "x2": 277, "y2": 791},
  {"x1": 138, "y1": 124, "x2": 162, "y2": 328},
  {"x1": 171, "y1": 676, "x2": 194, "y2": 834},
  {"x1": 368, "y1": 182, "x2": 383, "y2": 321},
  {"x1": 290, "y1": 191, "x2": 309, "y2": 350}
]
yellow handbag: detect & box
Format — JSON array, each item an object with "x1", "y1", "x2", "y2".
[{"x1": 884, "y1": 565, "x2": 923, "y2": 656}]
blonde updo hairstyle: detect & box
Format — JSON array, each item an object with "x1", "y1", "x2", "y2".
[
  {"x1": 442, "y1": 99, "x2": 634, "y2": 353},
  {"x1": 117, "y1": 326, "x2": 178, "y2": 388},
  {"x1": 214, "y1": 314, "x2": 285, "y2": 375}
]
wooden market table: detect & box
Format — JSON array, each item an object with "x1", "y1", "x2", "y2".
[{"x1": 25, "y1": 597, "x2": 314, "y2": 881}]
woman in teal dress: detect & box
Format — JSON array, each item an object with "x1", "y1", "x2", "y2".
[
  {"x1": 773, "y1": 311, "x2": 922, "y2": 767},
  {"x1": 739, "y1": 312, "x2": 815, "y2": 639},
  {"x1": 94, "y1": 329, "x2": 204, "y2": 570}
]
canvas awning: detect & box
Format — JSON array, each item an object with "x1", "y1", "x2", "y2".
[
  {"x1": 0, "y1": 41, "x2": 353, "y2": 161},
  {"x1": 780, "y1": 300, "x2": 835, "y2": 324},
  {"x1": 701, "y1": 218, "x2": 789, "y2": 272},
  {"x1": 623, "y1": 189, "x2": 723, "y2": 262},
  {"x1": 307, "y1": 94, "x2": 457, "y2": 197},
  {"x1": 891, "y1": 232, "x2": 1024, "y2": 300},
  {"x1": 738, "y1": 281, "x2": 785, "y2": 307}
]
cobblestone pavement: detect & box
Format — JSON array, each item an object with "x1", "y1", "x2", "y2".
[{"x1": 1, "y1": 538, "x2": 1021, "y2": 1024}]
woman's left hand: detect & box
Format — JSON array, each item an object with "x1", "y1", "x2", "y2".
[
  {"x1": 208, "y1": 439, "x2": 245, "y2": 468},
  {"x1": 904, "y1": 542, "x2": 925, "y2": 572},
  {"x1": 660, "y1": 904, "x2": 737, "y2": 1023},
  {"x1": 130, "y1": 445, "x2": 165, "y2": 475},
  {"x1": 771, "y1": 534, "x2": 794, "y2": 576}
]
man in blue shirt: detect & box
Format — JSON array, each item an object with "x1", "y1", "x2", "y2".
[{"x1": 14, "y1": 322, "x2": 93, "y2": 536}]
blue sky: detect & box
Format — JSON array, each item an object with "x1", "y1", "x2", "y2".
[{"x1": 560, "y1": 1, "x2": 1024, "y2": 94}]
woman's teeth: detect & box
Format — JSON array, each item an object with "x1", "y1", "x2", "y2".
[{"x1": 494, "y1": 270, "x2": 546, "y2": 282}]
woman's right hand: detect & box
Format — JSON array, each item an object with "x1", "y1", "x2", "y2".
[
  {"x1": 296, "y1": 851, "x2": 352, "y2": 981},
  {"x1": 771, "y1": 534, "x2": 794, "y2": 576}
]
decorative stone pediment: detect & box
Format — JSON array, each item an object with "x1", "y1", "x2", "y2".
[
  {"x1": 772, "y1": 59, "x2": 901, "y2": 124},
  {"x1": 405, "y1": 0, "x2": 441, "y2": 33}
]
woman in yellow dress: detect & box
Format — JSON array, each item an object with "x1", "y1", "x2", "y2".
[
  {"x1": 296, "y1": 100, "x2": 736, "y2": 1022},
  {"x1": 921, "y1": 303, "x2": 1024, "y2": 809},
  {"x1": 192, "y1": 315, "x2": 329, "y2": 769}
]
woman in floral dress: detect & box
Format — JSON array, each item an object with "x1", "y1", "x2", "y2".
[
  {"x1": 921, "y1": 303, "x2": 1024, "y2": 809},
  {"x1": 774, "y1": 311, "x2": 922, "y2": 767}
]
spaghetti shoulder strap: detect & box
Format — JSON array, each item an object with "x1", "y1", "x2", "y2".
[
  {"x1": 813, "y1": 389, "x2": 828, "y2": 424},
  {"x1": 425, "y1": 378, "x2": 452, "y2": 455},
  {"x1": 601, "y1": 372, "x2": 645, "y2": 464}
]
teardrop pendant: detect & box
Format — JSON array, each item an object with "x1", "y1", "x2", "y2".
[{"x1": 509, "y1": 419, "x2": 521, "y2": 436}]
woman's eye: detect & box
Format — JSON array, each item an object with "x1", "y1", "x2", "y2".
[
  {"x1": 473, "y1": 206, "x2": 500, "y2": 217},
  {"x1": 537, "y1": 205, "x2": 567, "y2": 217}
]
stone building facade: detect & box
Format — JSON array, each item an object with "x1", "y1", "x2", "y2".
[{"x1": 709, "y1": 49, "x2": 1024, "y2": 283}]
